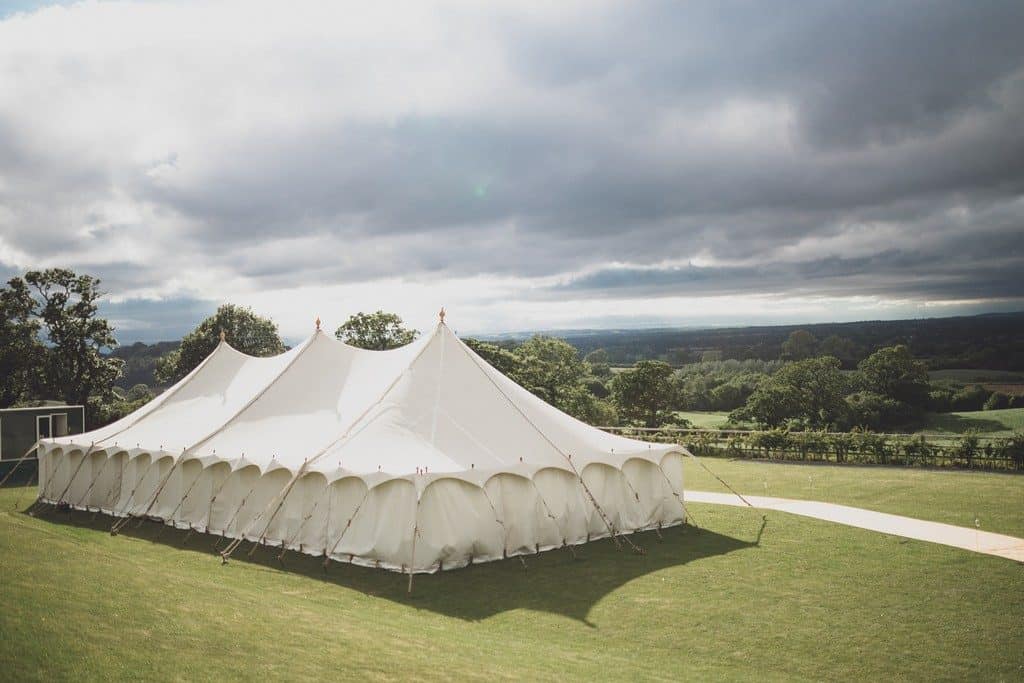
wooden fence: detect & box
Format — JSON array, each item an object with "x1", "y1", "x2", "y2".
[{"x1": 597, "y1": 427, "x2": 1024, "y2": 471}]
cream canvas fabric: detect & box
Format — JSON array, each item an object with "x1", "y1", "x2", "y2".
[{"x1": 38, "y1": 322, "x2": 688, "y2": 572}]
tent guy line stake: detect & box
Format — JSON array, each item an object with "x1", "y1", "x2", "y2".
[
  {"x1": 279, "y1": 486, "x2": 330, "y2": 564},
  {"x1": 155, "y1": 467, "x2": 206, "y2": 538},
  {"x1": 216, "y1": 481, "x2": 260, "y2": 557},
  {"x1": 687, "y1": 452, "x2": 757, "y2": 510},
  {"x1": 113, "y1": 456, "x2": 182, "y2": 534},
  {"x1": 324, "y1": 488, "x2": 372, "y2": 567},
  {"x1": 109, "y1": 457, "x2": 160, "y2": 534},
  {"x1": 73, "y1": 452, "x2": 115, "y2": 510},
  {"x1": 224, "y1": 461, "x2": 310, "y2": 563},
  {"x1": 408, "y1": 500, "x2": 421, "y2": 595},
  {"x1": 51, "y1": 444, "x2": 98, "y2": 506}
]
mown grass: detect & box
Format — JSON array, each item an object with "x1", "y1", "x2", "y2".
[
  {"x1": 916, "y1": 407, "x2": 1024, "y2": 436},
  {"x1": 684, "y1": 457, "x2": 1024, "y2": 537},
  {"x1": 1, "y1": 460, "x2": 1022, "y2": 681}
]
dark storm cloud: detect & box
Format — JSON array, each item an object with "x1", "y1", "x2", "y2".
[{"x1": 0, "y1": 0, "x2": 1022, "y2": 333}]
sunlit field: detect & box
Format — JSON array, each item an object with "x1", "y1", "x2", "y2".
[{"x1": 2, "y1": 459, "x2": 1021, "y2": 681}]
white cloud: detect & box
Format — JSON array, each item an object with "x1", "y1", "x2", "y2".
[{"x1": 0, "y1": 1, "x2": 1022, "y2": 341}]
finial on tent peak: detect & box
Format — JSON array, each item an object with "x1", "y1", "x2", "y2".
[
  {"x1": 315, "y1": 316, "x2": 321, "y2": 331},
  {"x1": 438, "y1": 307, "x2": 446, "y2": 324},
  {"x1": 219, "y1": 328, "x2": 226, "y2": 342}
]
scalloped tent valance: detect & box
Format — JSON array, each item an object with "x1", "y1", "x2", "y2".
[{"x1": 38, "y1": 321, "x2": 690, "y2": 574}]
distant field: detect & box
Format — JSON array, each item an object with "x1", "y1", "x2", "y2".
[
  {"x1": 677, "y1": 411, "x2": 732, "y2": 429},
  {"x1": 928, "y1": 368, "x2": 1024, "y2": 383},
  {"x1": 916, "y1": 408, "x2": 1024, "y2": 436}
]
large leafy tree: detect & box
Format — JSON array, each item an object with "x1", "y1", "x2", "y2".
[
  {"x1": 463, "y1": 338, "x2": 524, "y2": 379},
  {"x1": 857, "y1": 344, "x2": 930, "y2": 408},
  {"x1": 0, "y1": 277, "x2": 44, "y2": 407},
  {"x1": 736, "y1": 356, "x2": 848, "y2": 429},
  {"x1": 15, "y1": 269, "x2": 123, "y2": 407},
  {"x1": 156, "y1": 304, "x2": 285, "y2": 384},
  {"x1": 335, "y1": 311, "x2": 418, "y2": 350},
  {"x1": 513, "y1": 336, "x2": 588, "y2": 408},
  {"x1": 780, "y1": 329, "x2": 818, "y2": 361},
  {"x1": 467, "y1": 334, "x2": 615, "y2": 424},
  {"x1": 610, "y1": 360, "x2": 685, "y2": 427}
]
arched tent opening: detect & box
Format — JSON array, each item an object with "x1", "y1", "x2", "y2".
[
  {"x1": 209, "y1": 464, "x2": 262, "y2": 537},
  {"x1": 484, "y1": 472, "x2": 561, "y2": 556},
  {"x1": 621, "y1": 458, "x2": 680, "y2": 530},
  {"x1": 532, "y1": 467, "x2": 590, "y2": 546},
  {"x1": 153, "y1": 457, "x2": 205, "y2": 527},
  {"x1": 337, "y1": 478, "x2": 416, "y2": 570},
  {"x1": 266, "y1": 471, "x2": 329, "y2": 552},
  {"x1": 183, "y1": 460, "x2": 232, "y2": 531},
  {"x1": 62, "y1": 448, "x2": 97, "y2": 506},
  {"x1": 323, "y1": 476, "x2": 371, "y2": 560},
  {"x1": 232, "y1": 466, "x2": 292, "y2": 542},
  {"x1": 418, "y1": 477, "x2": 504, "y2": 571},
  {"x1": 91, "y1": 450, "x2": 128, "y2": 513},
  {"x1": 581, "y1": 462, "x2": 643, "y2": 537}
]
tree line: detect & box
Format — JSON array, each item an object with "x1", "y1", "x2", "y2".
[{"x1": 2, "y1": 268, "x2": 1019, "y2": 434}]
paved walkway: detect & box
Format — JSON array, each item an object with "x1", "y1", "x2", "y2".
[{"x1": 687, "y1": 490, "x2": 1024, "y2": 563}]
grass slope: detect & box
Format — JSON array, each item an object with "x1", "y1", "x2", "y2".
[
  {"x1": 917, "y1": 407, "x2": 1024, "y2": 436},
  {"x1": 1, "y1": 461, "x2": 1022, "y2": 681}
]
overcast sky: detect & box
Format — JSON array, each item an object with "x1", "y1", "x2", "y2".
[{"x1": 1, "y1": 1, "x2": 1023, "y2": 343}]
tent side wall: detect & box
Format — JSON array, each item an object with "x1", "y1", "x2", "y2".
[{"x1": 36, "y1": 443, "x2": 687, "y2": 573}]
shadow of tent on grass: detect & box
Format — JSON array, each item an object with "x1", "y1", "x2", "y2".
[{"x1": 30, "y1": 505, "x2": 760, "y2": 624}]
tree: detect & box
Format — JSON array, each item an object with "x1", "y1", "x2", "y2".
[
  {"x1": 584, "y1": 348, "x2": 612, "y2": 378},
  {"x1": 513, "y1": 336, "x2": 589, "y2": 408},
  {"x1": 20, "y1": 269, "x2": 123, "y2": 407},
  {"x1": 781, "y1": 330, "x2": 817, "y2": 360},
  {"x1": 700, "y1": 349, "x2": 723, "y2": 362},
  {"x1": 845, "y1": 391, "x2": 909, "y2": 430},
  {"x1": 983, "y1": 392, "x2": 1010, "y2": 411},
  {"x1": 818, "y1": 335, "x2": 860, "y2": 368},
  {"x1": 730, "y1": 383, "x2": 802, "y2": 428},
  {"x1": 463, "y1": 338, "x2": 524, "y2": 380},
  {"x1": 737, "y1": 356, "x2": 847, "y2": 428},
  {"x1": 156, "y1": 304, "x2": 285, "y2": 384},
  {"x1": 335, "y1": 311, "x2": 418, "y2": 350},
  {"x1": 0, "y1": 277, "x2": 43, "y2": 407},
  {"x1": 610, "y1": 360, "x2": 683, "y2": 427},
  {"x1": 508, "y1": 335, "x2": 611, "y2": 423},
  {"x1": 857, "y1": 345, "x2": 929, "y2": 408}
]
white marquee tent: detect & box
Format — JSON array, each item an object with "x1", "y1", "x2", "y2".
[{"x1": 36, "y1": 319, "x2": 689, "y2": 575}]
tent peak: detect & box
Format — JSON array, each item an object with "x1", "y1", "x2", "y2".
[
  {"x1": 438, "y1": 307, "x2": 446, "y2": 324},
  {"x1": 315, "y1": 316, "x2": 321, "y2": 331}
]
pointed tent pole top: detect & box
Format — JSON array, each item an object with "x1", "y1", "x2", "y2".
[
  {"x1": 315, "y1": 316, "x2": 321, "y2": 332},
  {"x1": 219, "y1": 329, "x2": 226, "y2": 343},
  {"x1": 438, "y1": 307, "x2": 446, "y2": 324}
]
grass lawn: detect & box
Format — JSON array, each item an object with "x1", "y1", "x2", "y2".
[
  {"x1": 1, "y1": 461, "x2": 1022, "y2": 681},
  {"x1": 916, "y1": 407, "x2": 1024, "y2": 436}
]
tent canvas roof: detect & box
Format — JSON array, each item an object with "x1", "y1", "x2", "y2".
[{"x1": 54, "y1": 322, "x2": 680, "y2": 486}]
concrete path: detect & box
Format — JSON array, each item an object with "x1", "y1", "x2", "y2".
[{"x1": 687, "y1": 490, "x2": 1024, "y2": 563}]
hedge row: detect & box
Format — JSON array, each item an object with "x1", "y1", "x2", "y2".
[{"x1": 603, "y1": 427, "x2": 1024, "y2": 471}]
